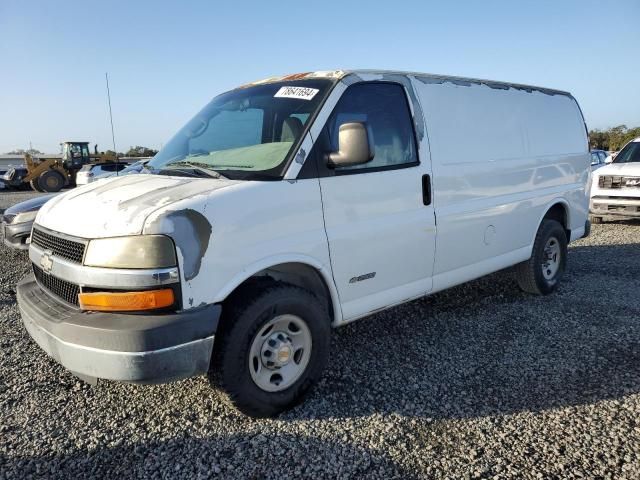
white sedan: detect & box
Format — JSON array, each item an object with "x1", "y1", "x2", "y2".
[{"x1": 75, "y1": 162, "x2": 129, "y2": 186}]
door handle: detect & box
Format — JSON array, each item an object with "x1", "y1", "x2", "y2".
[{"x1": 422, "y1": 174, "x2": 432, "y2": 206}]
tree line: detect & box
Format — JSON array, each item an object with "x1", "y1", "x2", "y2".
[
  {"x1": 589, "y1": 125, "x2": 640, "y2": 152},
  {"x1": 4, "y1": 146, "x2": 158, "y2": 157},
  {"x1": 4, "y1": 148, "x2": 43, "y2": 155},
  {"x1": 104, "y1": 146, "x2": 159, "y2": 158}
]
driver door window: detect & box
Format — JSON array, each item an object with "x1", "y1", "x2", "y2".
[
  {"x1": 328, "y1": 83, "x2": 418, "y2": 172},
  {"x1": 81, "y1": 144, "x2": 90, "y2": 162}
]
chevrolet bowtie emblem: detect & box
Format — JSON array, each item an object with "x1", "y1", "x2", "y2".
[{"x1": 40, "y1": 251, "x2": 54, "y2": 274}]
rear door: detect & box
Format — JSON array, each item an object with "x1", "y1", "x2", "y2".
[{"x1": 313, "y1": 82, "x2": 436, "y2": 320}]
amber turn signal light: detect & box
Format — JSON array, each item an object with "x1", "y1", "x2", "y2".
[{"x1": 78, "y1": 289, "x2": 175, "y2": 312}]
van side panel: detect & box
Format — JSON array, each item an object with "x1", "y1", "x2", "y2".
[{"x1": 411, "y1": 77, "x2": 589, "y2": 290}]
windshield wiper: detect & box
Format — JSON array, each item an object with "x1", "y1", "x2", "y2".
[{"x1": 160, "y1": 161, "x2": 228, "y2": 179}]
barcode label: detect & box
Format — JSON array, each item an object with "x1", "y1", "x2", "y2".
[{"x1": 274, "y1": 86, "x2": 319, "y2": 101}]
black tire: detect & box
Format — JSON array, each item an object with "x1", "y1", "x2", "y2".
[
  {"x1": 30, "y1": 178, "x2": 44, "y2": 192},
  {"x1": 213, "y1": 282, "x2": 330, "y2": 417},
  {"x1": 515, "y1": 219, "x2": 568, "y2": 295},
  {"x1": 38, "y1": 170, "x2": 65, "y2": 192},
  {"x1": 590, "y1": 215, "x2": 603, "y2": 224}
]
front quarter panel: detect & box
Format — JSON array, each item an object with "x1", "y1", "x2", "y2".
[{"x1": 143, "y1": 179, "x2": 333, "y2": 311}]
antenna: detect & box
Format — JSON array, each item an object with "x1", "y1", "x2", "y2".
[{"x1": 105, "y1": 72, "x2": 119, "y2": 174}]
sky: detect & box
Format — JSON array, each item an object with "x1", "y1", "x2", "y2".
[{"x1": 1, "y1": 0, "x2": 638, "y2": 154}]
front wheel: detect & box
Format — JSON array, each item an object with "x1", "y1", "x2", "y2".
[
  {"x1": 213, "y1": 283, "x2": 330, "y2": 417},
  {"x1": 515, "y1": 219, "x2": 568, "y2": 295},
  {"x1": 38, "y1": 170, "x2": 65, "y2": 192}
]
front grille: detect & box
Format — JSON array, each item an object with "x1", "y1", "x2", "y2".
[
  {"x1": 598, "y1": 176, "x2": 640, "y2": 189},
  {"x1": 607, "y1": 205, "x2": 640, "y2": 212},
  {"x1": 33, "y1": 264, "x2": 80, "y2": 306},
  {"x1": 31, "y1": 227, "x2": 86, "y2": 264},
  {"x1": 593, "y1": 195, "x2": 640, "y2": 202},
  {"x1": 599, "y1": 176, "x2": 623, "y2": 189}
]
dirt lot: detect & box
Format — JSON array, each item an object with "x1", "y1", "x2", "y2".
[{"x1": 1, "y1": 191, "x2": 639, "y2": 479}]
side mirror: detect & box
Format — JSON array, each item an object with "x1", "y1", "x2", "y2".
[
  {"x1": 605, "y1": 156, "x2": 613, "y2": 164},
  {"x1": 327, "y1": 122, "x2": 374, "y2": 168}
]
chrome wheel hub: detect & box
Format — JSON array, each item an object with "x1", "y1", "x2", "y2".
[
  {"x1": 542, "y1": 237, "x2": 561, "y2": 280},
  {"x1": 261, "y1": 332, "x2": 293, "y2": 368},
  {"x1": 249, "y1": 314, "x2": 312, "y2": 392}
]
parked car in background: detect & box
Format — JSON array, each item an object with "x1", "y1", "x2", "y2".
[
  {"x1": 16, "y1": 69, "x2": 590, "y2": 417},
  {"x1": 590, "y1": 137, "x2": 640, "y2": 223},
  {"x1": 76, "y1": 162, "x2": 129, "y2": 186},
  {"x1": 590, "y1": 150, "x2": 608, "y2": 171},
  {"x1": 1, "y1": 194, "x2": 57, "y2": 249},
  {"x1": 0, "y1": 167, "x2": 29, "y2": 190},
  {"x1": 1, "y1": 160, "x2": 151, "y2": 250},
  {"x1": 106, "y1": 159, "x2": 150, "y2": 177}
]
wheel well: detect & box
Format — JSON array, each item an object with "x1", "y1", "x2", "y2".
[
  {"x1": 543, "y1": 203, "x2": 570, "y2": 237},
  {"x1": 223, "y1": 263, "x2": 334, "y2": 323}
]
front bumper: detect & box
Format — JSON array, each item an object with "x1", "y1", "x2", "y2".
[
  {"x1": 3, "y1": 221, "x2": 32, "y2": 250},
  {"x1": 590, "y1": 196, "x2": 640, "y2": 217},
  {"x1": 17, "y1": 274, "x2": 221, "y2": 384}
]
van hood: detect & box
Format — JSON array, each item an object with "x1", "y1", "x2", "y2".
[
  {"x1": 36, "y1": 174, "x2": 240, "y2": 238},
  {"x1": 596, "y1": 162, "x2": 640, "y2": 177}
]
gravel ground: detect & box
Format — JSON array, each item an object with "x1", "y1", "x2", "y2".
[{"x1": 1, "y1": 190, "x2": 639, "y2": 479}]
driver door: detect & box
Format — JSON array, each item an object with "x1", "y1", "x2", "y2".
[{"x1": 313, "y1": 82, "x2": 436, "y2": 321}]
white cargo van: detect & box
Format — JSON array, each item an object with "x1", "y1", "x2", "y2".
[{"x1": 18, "y1": 70, "x2": 590, "y2": 416}]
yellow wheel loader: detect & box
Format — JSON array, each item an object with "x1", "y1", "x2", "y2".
[{"x1": 1, "y1": 142, "x2": 116, "y2": 192}]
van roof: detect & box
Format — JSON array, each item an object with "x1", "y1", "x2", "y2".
[{"x1": 241, "y1": 69, "x2": 572, "y2": 97}]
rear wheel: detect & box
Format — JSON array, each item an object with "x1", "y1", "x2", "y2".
[
  {"x1": 30, "y1": 178, "x2": 44, "y2": 192},
  {"x1": 515, "y1": 219, "x2": 568, "y2": 295},
  {"x1": 38, "y1": 170, "x2": 65, "y2": 192},
  {"x1": 213, "y1": 283, "x2": 330, "y2": 417}
]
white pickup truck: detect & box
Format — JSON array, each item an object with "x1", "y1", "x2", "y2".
[
  {"x1": 17, "y1": 70, "x2": 590, "y2": 417},
  {"x1": 590, "y1": 137, "x2": 640, "y2": 223}
]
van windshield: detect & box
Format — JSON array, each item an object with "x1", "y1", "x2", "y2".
[{"x1": 149, "y1": 79, "x2": 334, "y2": 180}]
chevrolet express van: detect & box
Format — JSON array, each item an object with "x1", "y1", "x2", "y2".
[{"x1": 17, "y1": 70, "x2": 590, "y2": 417}]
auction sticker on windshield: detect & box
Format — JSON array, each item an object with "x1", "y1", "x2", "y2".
[{"x1": 274, "y1": 86, "x2": 319, "y2": 101}]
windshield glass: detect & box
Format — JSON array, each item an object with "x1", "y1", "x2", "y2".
[
  {"x1": 613, "y1": 142, "x2": 640, "y2": 164},
  {"x1": 149, "y1": 79, "x2": 334, "y2": 180}
]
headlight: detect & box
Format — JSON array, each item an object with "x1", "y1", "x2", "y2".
[
  {"x1": 11, "y1": 210, "x2": 38, "y2": 225},
  {"x1": 84, "y1": 235, "x2": 177, "y2": 269}
]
